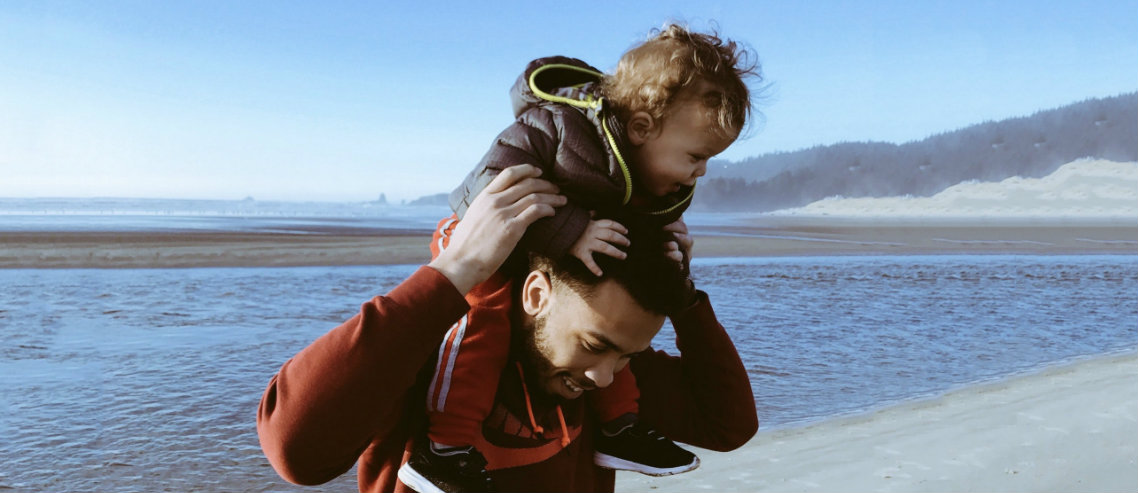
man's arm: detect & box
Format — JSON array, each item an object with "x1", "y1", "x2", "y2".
[
  {"x1": 631, "y1": 217, "x2": 757, "y2": 451},
  {"x1": 257, "y1": 166, "x2": 566, "y2": 485},
  {"x1": 257, "y1": 267, "x2": 469, "y2": 485},
  {"x1": 630, "y1": 292, "x2": 759, "y2": 452}
]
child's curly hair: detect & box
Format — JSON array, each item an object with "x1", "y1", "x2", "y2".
[{"x1": 603, "y1": 24, "x2": 761, "y2": 138}]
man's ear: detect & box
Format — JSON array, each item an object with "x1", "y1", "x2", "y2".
[
  {"x1": 521, "y1": 270, "x2": 552, "y2": 316},
  {"x1": 626, "y1": 111, "x2": 657, "y2": 146}
]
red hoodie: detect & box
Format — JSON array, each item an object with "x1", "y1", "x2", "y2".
[{"x1": 257, "y1": 266, "x2": 757, "y2": 492}]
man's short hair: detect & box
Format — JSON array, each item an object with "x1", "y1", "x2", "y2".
[{"x1": 527, "y1": 218, "x2": 690, "y2": 315}]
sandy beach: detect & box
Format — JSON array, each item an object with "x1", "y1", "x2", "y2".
[
  {"x1": 618, "y1": 351, "x2": 1138, "y2": 493},
  {"x1": 1, "y1": 218, "x2": 1135, "y2": 268},
  {"x1": 0, "y1": 231, "x2": 432, "y2": 268}
]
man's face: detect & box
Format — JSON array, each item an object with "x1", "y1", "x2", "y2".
[{"x1": 517, "y1": 274, "x2": 665, "y2": 401}]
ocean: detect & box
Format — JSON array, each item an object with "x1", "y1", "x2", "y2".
[{"x1": 0, "y1": 255, "x2": 1135, "y2": 492}]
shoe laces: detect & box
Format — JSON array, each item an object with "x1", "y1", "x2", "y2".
[
  {"x1": 432, "y1": 443, "x2": 490, "y2": 478},
  {"x1": 455, "y1": 450, "x2": 496, "y2": 492},
  {"x1": 625, "y1": 421, "x2": 667, "y2": 441},
  {"x1": 456, "y1": 455, "x2": 486, "y2": 475}
]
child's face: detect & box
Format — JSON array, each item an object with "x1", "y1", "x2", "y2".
[{"x1": 629, "y1": 97, "x2": 737, "y2": 197}]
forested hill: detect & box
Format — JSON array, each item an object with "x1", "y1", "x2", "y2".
[{"x1": 695, "y1": 92, "x2": 1137, "y2": 212}]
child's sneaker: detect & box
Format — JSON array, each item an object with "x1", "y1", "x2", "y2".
[
  {"x1": 397, "y1": 439, "x2": 496, "y2": 493},
  {"x1": 593, "y1": 413, "x2": 700, "y2": 476}
]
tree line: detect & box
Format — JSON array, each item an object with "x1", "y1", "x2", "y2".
[{"x1": 694, "y1": 92, "x2": 1137, "y2": 212}]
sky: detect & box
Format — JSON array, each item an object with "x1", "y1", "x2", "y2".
[{"x1": 1, "y1": 1, "x2": 1135, "y2": 202}]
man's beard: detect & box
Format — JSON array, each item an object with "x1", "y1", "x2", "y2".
[{"x1": 511, "y1": 311, "x2": 566, "y2": 404}]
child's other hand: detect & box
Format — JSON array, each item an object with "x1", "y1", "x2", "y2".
[
  {"x1": 569, "y1": 217, "x2": 629, "y2": 276},
  {"x1": 663, "y1": 217, "x2": 693, "y2": 265}
]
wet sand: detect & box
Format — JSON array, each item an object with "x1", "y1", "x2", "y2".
[
  {"x1": 0, "y1": 232, "x2": 431, "y2": 268},
  {"x1": 618, "y1": 351, "x2": 1138, "y2": 493},
  {"x1": 689, "y1": 216, "x2": 1138, "y2": 258},
  {"x1": 1, "y1": 218, "x2": 1135, "y2": 268}
]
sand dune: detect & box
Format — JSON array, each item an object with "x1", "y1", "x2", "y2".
[{"x1": 777, "y1": 159, "x2": 1138, "y2": 218}]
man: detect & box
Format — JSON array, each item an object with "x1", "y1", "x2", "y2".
[{"x1": 257, "y1": 165, "x2": 757, "y2": 492}]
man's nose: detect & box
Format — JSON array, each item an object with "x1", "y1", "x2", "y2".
[{"x1": 584, "y1": 361, "x2": 616, "y2": 389}]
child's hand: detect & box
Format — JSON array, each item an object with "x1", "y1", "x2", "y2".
[
  {"x1": 569, "y1": 217, "x2": 629, "y2": 276},
  {"x1": 663, "y1": 217, "x2": 693, "y2": 267},
  {"x1": 665, "y1": 217, "x2": 697, "y2": 307}
]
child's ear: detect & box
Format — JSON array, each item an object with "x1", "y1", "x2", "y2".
[{"x1": 627, "y1": 111, "x2": 657, "y2": 146}]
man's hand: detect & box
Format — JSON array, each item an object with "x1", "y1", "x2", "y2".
[
  {"x1": 569, "y1": 217, "x2": 629, "y2": 276},
  {"x1": 429, "y1": 165, "x2": 566, "y2": 294}
]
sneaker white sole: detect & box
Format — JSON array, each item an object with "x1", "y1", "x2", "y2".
[
  {"x1": 397, "y1": 464, "x2": 447, "y2": 493},
  {"x1": 593, "y1": 452, "x2": 700, "y2": 476}
]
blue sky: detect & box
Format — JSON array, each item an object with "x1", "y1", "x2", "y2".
[{"x1": 1, "y1": 1, "x2": 1135, "y2": 202}]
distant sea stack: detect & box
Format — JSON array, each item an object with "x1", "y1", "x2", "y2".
[{"x1": 407, "y1": 193, "x2": 449, "y2": 207}]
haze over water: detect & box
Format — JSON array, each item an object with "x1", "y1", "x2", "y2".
[{"x1": 2, "y1": 159, "x2": 1135, "y2": 235}]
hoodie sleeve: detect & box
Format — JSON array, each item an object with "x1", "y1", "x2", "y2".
[
  {"x1": 256, "y1": 266, "x2": 469, "y2": 486},
  {"x1": 630, "y1": 291, "x2": 759, "y2": 452}
]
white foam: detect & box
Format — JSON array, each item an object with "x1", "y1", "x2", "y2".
[{"x1": 773, "y1": 159, "x2": 1138, "y2": 218}]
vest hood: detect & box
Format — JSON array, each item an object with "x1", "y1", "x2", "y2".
[{"x1": 510, "y1": 56, "x2": 606, "y2": 118}]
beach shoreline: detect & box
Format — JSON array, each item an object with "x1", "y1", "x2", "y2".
[
  {"x1": 618, "y1": 350, "x2": 1138, "y2": 492},
  {"x1": 2, "y1": 220, "x2": 1135, "y2": 268}
]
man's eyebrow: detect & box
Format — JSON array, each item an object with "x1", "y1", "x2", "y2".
[{"x1": 587, "y1": 331, "x2": 633, "y2": 355}]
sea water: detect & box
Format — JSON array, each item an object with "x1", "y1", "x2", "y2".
[{"x1": 1, "y1": 255, "x2": 1135, "y2": 491}]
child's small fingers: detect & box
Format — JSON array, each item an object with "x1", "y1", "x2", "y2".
[
  {"x1": 596, "y1": 219, "x2": 628, "y2": 235},
  {"x1": 674, "y1": 233, "x2": 693, "y2": 247},
  {"x1": 599, "y1": 229, "x2": 630, "y2": 247},
  {"x1": 663, "y1": 219, "x2": 687, "y2": 234},
  {"x1": 583, "y1": 257, "x2": 603, "y2": 276},
  {"x1": 594, "y1": 242, "x2": 628, "y2": 260}
]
